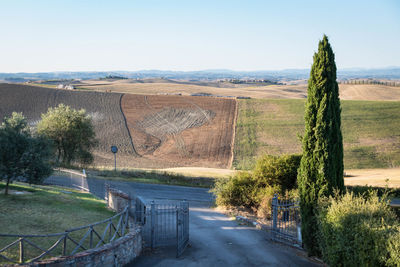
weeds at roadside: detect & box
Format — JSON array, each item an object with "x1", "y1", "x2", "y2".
[{"x1": 87, "y1": 168, "x2": 216, "y2": 188}]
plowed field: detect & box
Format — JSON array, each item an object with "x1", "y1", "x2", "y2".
[
  {"x1": 121, "y1": 94, "x2": 236, "y2": 168},
  {"x1": 0, "y1": 84, "x2": 135, "y2": 165}
]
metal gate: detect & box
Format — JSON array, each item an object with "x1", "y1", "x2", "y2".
[
  {"x1": 176, "y1": 201, "x2": 189, "y2": 257},
  {"x1": 271, "y1": 194, "x2": 302, "y2": 247},
  {"x1": 133, "y1": 198, "x2": 189, "y2": 257},
  {"x1": 44, "y1": 168, "x2": 88, "y2": 192}
]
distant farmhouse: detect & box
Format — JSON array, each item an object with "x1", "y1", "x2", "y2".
[{"x1": 57, "y1": 84, "x2": 75, "y2": 90}]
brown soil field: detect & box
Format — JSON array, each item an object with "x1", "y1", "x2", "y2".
[
  {"x1": 78, "y1": 79, "x2": 308, "y2": 99},
  {"x1": 77, "y1": 80, "x2": 400, "y2": 101},
  {"x1": 0, "y1": 84, "x2": 134, "y2": 164},
  {"x1": 121, "y1": 94, "x2": 237, "y2": 168}
]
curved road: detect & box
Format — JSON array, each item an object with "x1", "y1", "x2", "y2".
[{"x1": 46, "y1": 176, "x2": 319, "y2": 266}]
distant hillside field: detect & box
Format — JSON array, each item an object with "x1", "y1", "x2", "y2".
[
  {"x1": 0, "y1": 84, "x2": 236, "y2": 169},
  {"x1": 0, "y1": 84, "x2": 135, "y2": 165},
  {"x1": 75, "y1": 80, "x2": 400, "y2": 101},
  {"x1": 2, "y1": 83, "x2": 399, "y2": 171},
  {"x1": 233, "y1": 99, "x2": 400, "y2": 170}
]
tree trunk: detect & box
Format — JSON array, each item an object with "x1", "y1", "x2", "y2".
[{"x1": 5, "y1": 177, "x2": 11, "y2": 195}]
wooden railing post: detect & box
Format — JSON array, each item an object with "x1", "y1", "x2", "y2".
[
  {"x1": 19, "y1": 238, "x2": 24, "y2": 263},
  {"x1": 89, "y1": 227, "x2": 93, "y2": 248},
  {"x1": 63, "y1": 233, "x2": 68, "y2": 255},
  {"x1": 121, "y1": 209, "x2": 128, "y2": 236},
  {"x1": 108, "y1": 221, "x2": 112, "y2": 241},
  {"x1": 1, "y1": 198, "x2": 131, "y2": 264}
]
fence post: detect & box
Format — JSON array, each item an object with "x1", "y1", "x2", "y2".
[
  {"x1": 176, "y1": 205, "x2": 179, "y2": 258},
  {"x1": 135, "y1": 198, "x2": 140, "y2": 223},
  {"x1": 122, "y1": 208, "x2": 128, "y2": 235},
  {"x1": 272, "y1": 194, "x2": 278, "y2": 234},
  {"x1": 151, "y1": 201, "x2": 156, "y2": 249},
  {"x1": 63, "y1": 233, "x2": 68, "y2": 255},
  {"x1": 89, "y1": 227, "x2": 93, "y2": 248},
  {"x1": 19, "y1": 238, "x2": 24, "y2": 263},
  {"x1": 185, "y1": 200, "x2": 189, "y2": 241}
]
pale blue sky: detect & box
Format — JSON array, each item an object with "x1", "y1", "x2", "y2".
[{"x1": 0, "y1": 0, "x2": 399, "y2": 72}]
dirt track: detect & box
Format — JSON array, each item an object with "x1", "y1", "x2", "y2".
[{"x1": 121, "y1": 95, "x2": 236, "y2": 168}]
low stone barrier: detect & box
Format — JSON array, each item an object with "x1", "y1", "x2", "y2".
[
  {"x1": 106, "y1": 185, "x2": 131, "y2": 213},
  {"x1": 5, "y1": 186, "x2": 143, "y2": 267},
  {"x1": 22, "y1": 227, "x2": 142, "y2": 267}
]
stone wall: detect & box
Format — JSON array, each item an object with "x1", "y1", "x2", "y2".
[
  {"x1": 8, "y1": 187, "x2": 143, "y2": 267},
  {"x1": 106, "y1": 185, "x2": 131, "y2": 212}
]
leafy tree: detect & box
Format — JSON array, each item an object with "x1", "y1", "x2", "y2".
[
  {"x1": 37, "y1": 104, "x2": 97, "y2": 165},
  {"x1": 297, "y1": 35, "x2": 344, "y2": 255},
  {"x1": 23, "y1": 135, "x2": 54, "y2": 185},
  {"x1": 253, "y1": 154, "x2": 301, "y2": 192},
  {"x1": 0, "y1": 113, "x2": 53, "y2": 195}
]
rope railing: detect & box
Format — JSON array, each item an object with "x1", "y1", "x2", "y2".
[{"x1": 0, "y1": 207, "x2": 129, "y2": 264}]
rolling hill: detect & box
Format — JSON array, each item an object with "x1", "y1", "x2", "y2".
[{"x1": 0, "y1": 84, "x2": 236, "y2": 169}]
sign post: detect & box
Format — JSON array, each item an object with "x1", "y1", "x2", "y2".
[{"x1": 111, "y1": 146, "x2": 118, "y2": 171}]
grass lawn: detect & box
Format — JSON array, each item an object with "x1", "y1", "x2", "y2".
[
  {"x1": 0, "y1": 182, "x2": 115, "y2": 263},
  {"x1": 233, "y1": 99, "x2": 400, "y2": 170}
]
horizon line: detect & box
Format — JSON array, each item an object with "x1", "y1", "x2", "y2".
[{"x1": 1, "y1": 66, "x2": 400, "y2": 74}]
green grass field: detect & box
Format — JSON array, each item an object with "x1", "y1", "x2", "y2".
[
  {"x1": 0, "y1": 183, "x2": 115, "y2": 263},
  {"x1": 233, "y1": 99, "x2": 400, "y2": 170}
]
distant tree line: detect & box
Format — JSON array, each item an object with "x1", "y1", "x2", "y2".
[
  {"x1": 101, "y1": 75, "x2": 128, "y2": 80},
  {"x1": 339, "y1": 79, "x2": 400, "y2": 86},
  {"x1": 227, "y1": 79, "x2": 277, "y2": 84}
]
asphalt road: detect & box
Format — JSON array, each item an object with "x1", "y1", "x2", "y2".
[{"x1": 45, "y1": 176, "x2": 319, "y2": 266}]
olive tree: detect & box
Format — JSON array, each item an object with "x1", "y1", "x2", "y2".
[
  {"x1": 0, "y1": 113, "x2": 52, "y2": 195},
  {"x1": 37, "y1": 104, "x2": 97, "y2": 165}
]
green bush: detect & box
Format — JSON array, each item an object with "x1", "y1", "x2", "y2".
[
  {"x1": 346, "y1": 185, "x2": 400, "y2": 199},
  {"x1": 212, "y1": 154, "x2": 300, "y2": 217},
  {"x1": 317, "y1": 192, "x2": 400, "y2": 266},
  {"x1": 212, "y1": 171, "x2": 258, "y2": 208},
  {"x1": 253, "y1": 154, "x2": 301, "y2": 192}
]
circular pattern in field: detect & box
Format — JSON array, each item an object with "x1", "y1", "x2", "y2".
[
  {"x1": 121, "y1": 94, "x2": 236, "y2": 168},
  {"x1": 137, "y1": 107, "x2": 215, "y2": 139}
]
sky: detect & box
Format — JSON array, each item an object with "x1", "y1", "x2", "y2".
[{"x1": 0, "y1": 0, "x2": 399, "y2": 72}]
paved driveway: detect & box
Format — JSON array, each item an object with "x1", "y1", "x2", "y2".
[{"x1": 45, "y1": 176, "x2": 319, "y2": 266}]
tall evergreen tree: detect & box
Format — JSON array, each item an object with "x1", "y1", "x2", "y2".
[{"x1": 297, "y1": 35, "x2": 344, "y2": 255}]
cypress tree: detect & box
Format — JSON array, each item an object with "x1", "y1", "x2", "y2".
[{"x1": 297, "y1": 35, "x2": 344, "y2": 255}]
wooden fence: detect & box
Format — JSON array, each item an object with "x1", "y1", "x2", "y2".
[{"x1": 0, "y1": 207, "x2": 129, "y2": 264}]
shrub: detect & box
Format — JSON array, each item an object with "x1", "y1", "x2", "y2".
[
  {"x1": 212, "y1": 154, "x2": 301, "y2": 217},
  {"x1": 317, "y1": 192, "x2": 400, "y2": 266},
  {"x1": 212, "y1": 171, "x2": 258, "y2": 208},
  {"x1": 346, "y1": 185, "x2": 400, "y2": 198},
  {"x1": 253, "y1": 154, "x2": 301, "y2": 192},
  {"x1": 256, "y1": 187, "x2": 297, "y2": 219}
]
